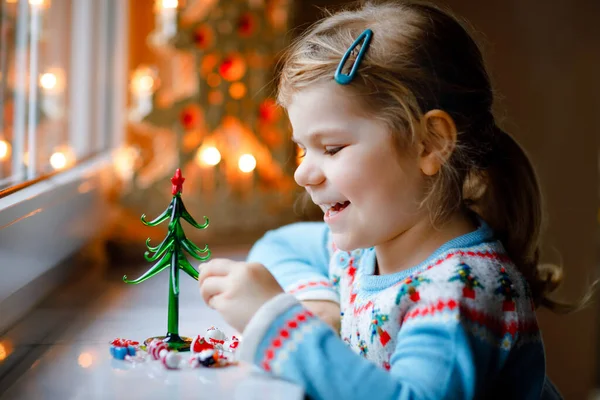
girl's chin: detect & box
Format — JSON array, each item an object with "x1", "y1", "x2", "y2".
[{"x1": 330, "y1": 233, "x2": 362, "y2": 252}]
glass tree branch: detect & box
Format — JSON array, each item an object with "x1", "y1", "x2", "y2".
[
  {"x1": 144, "y1": 237, "x2": 174, "y2": 262},
  {"x1": 181, "y1": 237, "x2": 211, "y2": 261},
  {"x1": 123, "y1": 255, "x2": 171, "y2": 284},
  {"x1": 178, "y1": 255, "x2": 201, "y2": 280},
  {"x1": 140, "y1": 202, "x2": 173, "y2": 226}
]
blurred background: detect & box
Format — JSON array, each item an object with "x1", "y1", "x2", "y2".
[{"x1": 0, "y1": 0, "x2": 598, "y2": 398}]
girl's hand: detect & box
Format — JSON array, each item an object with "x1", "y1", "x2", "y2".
[
  {"x1": 198, "y1": 259, "x2": 284, "y2": 332},
  {"x1": 301, "y1": 300, "x2": 341, "y2": 334}
]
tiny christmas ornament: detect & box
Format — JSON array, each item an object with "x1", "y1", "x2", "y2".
[
  {"x1": 190, "y1": 335, "x2": 215, "y2": 354},
  {"x1": 123, "y1": 168, "x2": 211, "y2": 351},
  {"x1": 197, "y1": 349, "x2": 220, "y2": 367},
  {"x1": 109, "y1": 338, "x2": 139, "y2": 360},
  {"x1": 148, "y1": 338, "x2": 170, "y2": 360},
  {"x1": 205, "y1": 326, "x2": 227, "y2": 349},
  {"x1": 160, "y1": 349, "x2": 182, "y2": 370},
  {"x1": 227, "y1": 336, "x2": 240, "y2": 351},
  {"x1": 189, "y1": 349, "x2": 237, "y2": 369}
]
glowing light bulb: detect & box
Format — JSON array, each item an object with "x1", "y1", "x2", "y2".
[
  {"x1": 238, "y1": 154, "x2": 256, "y2": 173},
  {"x1": 50, "y1": 152, "x2": 67, "y2": 170},
  {"x1": 78, "y1": 352, "x2": 93, "y2": 368},
  {"x1": 0, "y1": 140, "x2": 11, "y2": 160},
  {"x1": 139, "y1": 76, "x2": 154, "y2": 92},
  {"x1": 161, "y1": 0, "x2": 178, "y2": 9},
  {"x1": 28, "y1": 0, "x2": 49, "y2": 9},
  {"x1": 197, "y1": 146, "x2": 221, "y2": 166},
  {"x1": 229, "y1": 82, "x2": 246, "y2": 99},
  {"x1": 0, "y1": 341, "x2": 12, "y2": 362},
  {"x1": 130, "y1": 67, "x2": 158, "y2": 96},
  {"x1": 39, "y1": 73, "x2": 57, "y2": 90},
  {"x1": 114, "y1": 146, "x2": 140, "y2": 180}
]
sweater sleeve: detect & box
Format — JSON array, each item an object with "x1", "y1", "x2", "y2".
[
  {"x1": 238, "y1": 293, "x2": 484, "y2": 400},
  {"x1": 246, "y1": 222, "x2": 338, "y2": 303}
]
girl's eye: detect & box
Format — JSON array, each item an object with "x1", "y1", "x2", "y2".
[{"x1": 324, "y1": 146, "x2": 344, "y2": 156}]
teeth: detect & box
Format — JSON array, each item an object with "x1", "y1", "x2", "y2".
[{"x1": 322, "y1": 202, "x2": 346, "y2": 209}]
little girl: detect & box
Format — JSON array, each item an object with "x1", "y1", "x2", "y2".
[{"x1": 198, "y1": 1, "x2": 577, "y2": 398}]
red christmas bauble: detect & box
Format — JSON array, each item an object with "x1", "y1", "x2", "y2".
[
  {"x1": 238, "y1": 13, "x2": 255, "y2": 37},
  {"x1": 218, "y1": 54, "x2": 246, "y2": 81},
  {"x1": 258, "y1": 98, "x2": 281, "y2": 123},
  {"x1": 193, "y1": 25, "x2": 214, "y2": 50},
  {"x1": 180, "y1": 104, "x2": 202, "y2": 130}
]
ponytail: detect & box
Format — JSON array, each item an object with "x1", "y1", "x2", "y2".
[{"x1": 472, "y1": 126, "x2": 595, "y2": 313}]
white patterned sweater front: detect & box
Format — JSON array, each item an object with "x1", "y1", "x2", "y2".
[{"x1": 242, "y1": 221, "x2": 548, "y2": 399}]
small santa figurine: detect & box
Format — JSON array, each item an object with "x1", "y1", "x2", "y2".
[
  {"x1": 191, "y1": 335, "x2": 214, "y2": 354},
  {"x1": 205, "y1": 326, "x2": 227, "y2": 349}
]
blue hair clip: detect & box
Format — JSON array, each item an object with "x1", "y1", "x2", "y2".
[{"x1": 334, "y1": 28, "x2": 373, "y2": 85}]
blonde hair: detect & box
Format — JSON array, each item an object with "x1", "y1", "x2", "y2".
[{"x1": 277, "y1": 0, "x2": 594, "y2": 313}]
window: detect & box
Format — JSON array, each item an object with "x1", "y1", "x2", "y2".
[
  {"x1": 0, "y1": 0, "x2": 120, "y2": 191},
  {"x1": 0, "y1": 0, "x2": 127, "y2": 334}
]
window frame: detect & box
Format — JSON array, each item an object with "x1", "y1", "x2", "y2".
[{"x1": 0, "y1": 0, "x2": 128, "y2": 334}]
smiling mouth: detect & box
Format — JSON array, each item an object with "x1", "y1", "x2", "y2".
[{"x1": 324, "y1": 201, "x2": 351, "y2": 220}]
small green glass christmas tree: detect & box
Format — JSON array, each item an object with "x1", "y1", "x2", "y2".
[{"x1": 123, "y1": 168, "x2": 210, "y2": 351}]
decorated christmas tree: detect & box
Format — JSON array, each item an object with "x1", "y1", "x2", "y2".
[
  {"x1": 449, "y1": 263, "x2": 484, "y2": 299},
  {"x1": 494, "y1": 267, "x2": 518, "y2": 311},
  {"x1": 118, "y1": 0, "x2": 303, "y2": 245},
  {"x1": 123, "y1": 168, "x2": 210, "y2": 351}
]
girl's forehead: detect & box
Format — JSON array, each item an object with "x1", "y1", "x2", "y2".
[{"x1": 287, "y1": 83, "x2": 367, "y2": 132}]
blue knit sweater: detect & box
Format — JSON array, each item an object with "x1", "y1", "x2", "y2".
[{"x1": 238, "y1": 221, "x2": 561, "y2": 400}]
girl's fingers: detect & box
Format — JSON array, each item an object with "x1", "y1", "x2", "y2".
[
  {"x1": 207, "y1": 293, "x2": 227, "y2": 310},
  {"x1": 199, "y1": 276, "x2": 227, "y2": 307},
  {"x1": 198, "y1": 259, "x2": 233, "y2": 285}
]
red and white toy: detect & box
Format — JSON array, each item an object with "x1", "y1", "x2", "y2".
[
  {"x1": 190, "y1": 335, "x2": 214, "y2": 354},
  {"x1": 148, "y1": 339, "x2": 169, "y2": 360},
  {"x1": 227, "y1": 336, "x2": 240, "y2": 351},
  {"x1": 205, "y1": 326, "x2": 227, "y2": 349},
  {"x1": 160, "y1": 349, "x2": 181, "y2": 370}
]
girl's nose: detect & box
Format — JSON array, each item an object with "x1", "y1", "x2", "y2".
[{"x1": 294, "y1": 156, "x2": 325, "y2": 187}]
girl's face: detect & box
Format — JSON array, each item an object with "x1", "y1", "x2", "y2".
[{"x1": 288, "y1": 82, "x2": 429, "y2": 251}]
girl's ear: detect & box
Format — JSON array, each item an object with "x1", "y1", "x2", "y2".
[{"x1": 418, "y1": 110, "x2": 457, "y2": 176}]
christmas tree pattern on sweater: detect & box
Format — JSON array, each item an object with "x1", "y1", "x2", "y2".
[
  {"x1": 394, "y1": 275, "x2": 431, "y2": 304},
  {"x1": 449, "y1": 263, "x2": 484, "y2": 299},
  {"x1": 495, "y1": 266, "x2": 519, "y2": 311},
  {"x1": 369, "y1": 307, "x2": 392, "y2": 347}
]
